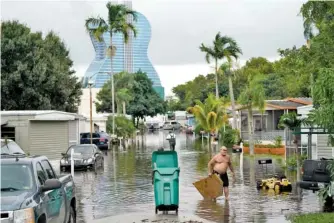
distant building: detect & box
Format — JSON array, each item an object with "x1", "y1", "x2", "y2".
[
  {"x1": 235, "y1": 97, "x2": 313, "y2": 141},
  {"x1": 82, "y1": 1, "x2": 164, "y2": 99}
]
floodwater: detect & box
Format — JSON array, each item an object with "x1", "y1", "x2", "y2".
[{"x1": 52, "y1": 131, "x2": 323, "y2": 223}]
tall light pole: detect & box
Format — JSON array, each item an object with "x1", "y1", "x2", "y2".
[{"x1": 88, "y1": 79, "x2": 94, "y2": 144}]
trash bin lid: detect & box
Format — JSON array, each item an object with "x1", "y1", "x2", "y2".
[{"x1": 152, "y1": 151, "x2": 178, "y2": 169}]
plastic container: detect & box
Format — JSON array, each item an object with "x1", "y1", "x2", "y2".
[{"x1": 151, "y1": 151, "x2": 180, "y2": 214}]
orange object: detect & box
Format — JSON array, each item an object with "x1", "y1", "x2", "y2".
[
  {"x1": 193, "y1": 174, "x2": 223, "y2": 199},
  {"x1": 243, "y1": 146, "x2": 285, "y2": 155}
]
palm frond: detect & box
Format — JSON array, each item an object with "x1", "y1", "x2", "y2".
[
  {"x1": 85, "y1": 17, "x2": 108, "y2": 42},
  {"x1": 199, "y1": 43, "x2": 215, "y2": 64}
]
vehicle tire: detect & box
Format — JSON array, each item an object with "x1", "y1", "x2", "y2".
[
  {"x1": 68, "y1": 206, "x2": 76, "y2": 223},
  {"x1": 176, "y1": 208, "x2": 178, "y2": 214},
  {"x1": 155, "y1": 207, "x2": 158, "y2": 214}
]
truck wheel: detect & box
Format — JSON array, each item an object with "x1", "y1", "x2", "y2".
[
  {"x1": 155, "y1": 207, "x2": 158, "y2": 214},
  {"x1": 68, "y1": 206, "x2": 76, "y2": 223}
]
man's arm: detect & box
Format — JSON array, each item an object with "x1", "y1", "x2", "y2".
[
  {"x1": 228, "y1": 156, "x2": 235, "y2": 176},
  {"x1": 208, "y1": 156, "x2": 216, "y2": 175}
]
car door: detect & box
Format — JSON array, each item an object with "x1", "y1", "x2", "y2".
[{"x1": 40, "y1": 160, "x2": 66, "y2": 223}]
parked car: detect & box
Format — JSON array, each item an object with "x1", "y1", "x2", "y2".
[
  {"x1": 60, "y1": 144, "x2": 104, "y2": 171},
  {"x1": 163, "y1": 121, "x2": 181, "y2": 130},
  {"x1": 80, "y1": 132, "x2": 109, "y2": 150},
  {"x1": 1, "y1": 138, "x2": 25, "y2": 155},
  {"x1": 0, "y1": 154, "x2": 76, "y2": 222}
]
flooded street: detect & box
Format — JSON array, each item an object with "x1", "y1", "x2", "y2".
[{"x1": 52, "y1": 132, "x2": 322, "y2": 223}]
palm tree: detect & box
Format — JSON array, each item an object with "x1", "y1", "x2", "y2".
[
  {"x1": 114, "y1": 72, "x2": 134, "y2": 115},
  {"x1": 238, "y1": 74, "x2": 266, "y2": 155},
  {"x1": 85, "y1": 2, "x2": 137, "y2": 135},
  {"x1": 187, "y1": 94, "x2": 228, "y2": 145},
  {"x1": 279, "y1": 112, "x2": 309, "y2": 181},
  {"x1": 116, "y1": 88, "x2": 133, "y2": 115},
  {"x1": 199, "y1": 33, "x2": 242, "y2": 130}
]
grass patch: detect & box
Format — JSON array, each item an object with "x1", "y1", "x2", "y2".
[{"x1": 289, "y1": 213, "x2": 334, "y2": 223}]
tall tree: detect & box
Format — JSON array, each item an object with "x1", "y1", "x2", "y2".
[
  {"x1": 85, "y1": 2, "x2": 137, "y2": 134},
  {"x1": 199, "y1": 32, "x2": 242, "y2": 129},
  {"x1": 95, "y1": 71, "x2": 133, "y2": 114},
  {"x1": 127, "y1": 70, "x2": 166, "y2": 126},
  {"x1": 308, "y1": 68, "x2": 334, "y2": 146},
  {"x1": 238, "y1": 74, "x2": 266, "y2": 155},
  {"x1": 300, "y1": 1, "x2": 334, "y2": 41},
  {"x1": 1, "y1": 20, "x2": 82, "y2": 112},
  {"x1": 114, "y1": 72, "x2": 134, "y2": 114}
]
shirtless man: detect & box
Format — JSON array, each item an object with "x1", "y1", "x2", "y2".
[{"x1": 208, "y1": 146, "x2": 235, "y2": 200}]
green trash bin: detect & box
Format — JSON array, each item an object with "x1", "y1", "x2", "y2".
[{"x1": 152, "y1": 150, "x2": 180, "y2": 214}]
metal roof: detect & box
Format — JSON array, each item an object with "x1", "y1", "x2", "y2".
[
  {"x1": 234, "y1": 97, "x2": 313, "y2": 111},
  {"x1": 0, "y1": 110, "x2": 86, "y2": 121}
]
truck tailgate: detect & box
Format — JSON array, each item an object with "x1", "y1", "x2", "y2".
[{"x1": 302, "y1": 159, "x2": 331, "y2": 183}]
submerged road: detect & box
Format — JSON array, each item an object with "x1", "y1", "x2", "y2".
[{"x1": 51, "y1": 131, "x2": 322, "y2": 223}]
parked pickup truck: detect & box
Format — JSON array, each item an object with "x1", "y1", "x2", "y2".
[
  {"x1": 298, "y1": 158, "x2": 334, "y2": 208},
  {"x1": 298, "y1": 158, "x2": 333, "y2": 192},
  {"x1": 0, "y1": 154, "x2": 76, "y2": 223}
]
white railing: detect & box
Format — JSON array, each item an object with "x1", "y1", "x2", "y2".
[{"x1": 241, "y1": 130, "x2": 285, "y2": 141}]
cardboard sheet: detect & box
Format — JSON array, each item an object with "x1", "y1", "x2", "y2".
[{"x1": 193, "y1": 174, "x2": 223, "y2": 199}]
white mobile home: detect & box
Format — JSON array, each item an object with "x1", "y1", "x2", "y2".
[{"x1": 297, "y1": 105, "x2": 334, "y2": 159}]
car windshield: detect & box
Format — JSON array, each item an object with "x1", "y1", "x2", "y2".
[
  {"x1": 99, "y1": 132, "x2": 109, "y2": 138},
  {"x1": 1, "y1": 141, "x2": 25, "y2": 155},
  {"x1": 1, "y1": 164, "x2": 34, "y2": 191},
  {"x1": 67, "y1": 146, "x2": 94, "y2": 155}
]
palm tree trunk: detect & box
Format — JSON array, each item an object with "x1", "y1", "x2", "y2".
[
  {"x1": 215, "y1": 58, "x2": 219, "y2": 99},
  {"x1": 228, "y1": 75, "x2": 237, "y2": 129},
  {"x1": 248, "y1": 106, "x2": 254, "y2": 155},
  {"x1": 116, "y1": 102, "x2": 121, "y2": 114},
  {"x1": 122, "y1": 101, "x2": 126, "y2": 115},
  {"x1": 110, "y1": 35, "x2": 115, "y2": 136}
]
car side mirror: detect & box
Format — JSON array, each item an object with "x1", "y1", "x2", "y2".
[
  {"x1": 61, "y1": 153, "x2": 69, "y2": 158},
  {"x1": 40, "y1": 179, "x2": 61, "y2": 192}
]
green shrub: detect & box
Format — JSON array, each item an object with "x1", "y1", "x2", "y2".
[
  {"x1": 243, "y1": 142, "x2": 284, "y2": 148},
  {"x1": 274, "y1": 136, "x2": 283, "y2": 147},
  {"x1": 219, "y1": 125, "x2": 238, "y2": 146},
  {"x1": 285, "y1": 154, "x2": 308, "y2": 169},
  {"x1": 107, "y1": 115, "x2": 136, "y2": 138}
]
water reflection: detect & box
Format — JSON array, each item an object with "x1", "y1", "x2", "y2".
[
  {"x1": 196, "y1": 200, "x2": 235, "y2": 223},
  {"x1": 49, "y1": 131, "x2": 324, "y2": 222}
]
